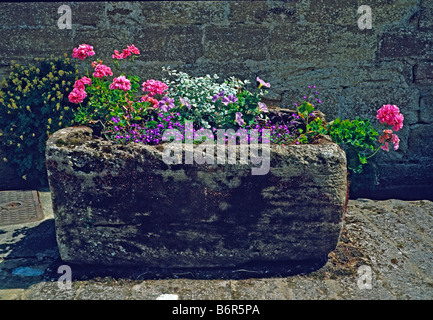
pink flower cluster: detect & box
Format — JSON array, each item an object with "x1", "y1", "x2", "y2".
[
  {"x1": 379, "y1": 129, "x2": 400, "y2": 151},
  {"x1": 140, "y1": 95, "x2": 159, "y2": 108},
  {"x1": 72, "y1": 44, "x2": 95, "y2": 60},
  {"x1": 112, "y1": 45, "x2": 140, "y2": 60},
  {"x1": 376, "y1": 104, "x2": 404, "y2": 132},
  {"x1": 68, "y1": 77, "x2": 92, "y2": 104},
  {"x1": 93, "y1": 63, "x2": 113, "y2": 78},
  {"x1": 376, "y1": 105, "x2": 404, "y2": 152},
  {"x1": 142, "y1": 79, "x2": 168, "y2": 97},
  {"x1": 109, "y1": 76, "x2": 131, "y2": 92}
]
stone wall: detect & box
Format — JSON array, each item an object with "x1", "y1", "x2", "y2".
[{"x1": 1, "y1": 1, "x2": 432, "y2": 199}]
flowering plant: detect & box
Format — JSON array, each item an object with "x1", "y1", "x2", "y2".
[
  {"x1": 69, "y1": 44, "x2": 274, "y2": 144},
  {"x1": 67, "y1": 44, "x2": 403, "y2": 174},
  {"x1": 296, "y1": 86, "x2": 404, "y2": 173}
]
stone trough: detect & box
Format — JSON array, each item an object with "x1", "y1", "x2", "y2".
[{"x1": 45, "y1": 125, "x2": 347, "y2": 270}]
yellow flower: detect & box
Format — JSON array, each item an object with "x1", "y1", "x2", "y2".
[
  {"x1": 17, "y1": 143, "x2": 21, "y2": 148},
  {"x1": 36, "y1": 68, "x2": 40, "y2": 73},
  {"x1": 3, "y1": 158, "x2": 7, "y2": 162},
  {"x1": 26, "y1": 106, "x2": 31, "y2": 112},
  {"x1": 20, "y1": 135, "x2": 23, "y2": 140},
  {"x1": 58, "y1": 70, "x2": 65, "y2": 77},
  {"x1": 48, "y1": 118, "x2": 52, "y2": 125},
  {"x1": 58, "y1": 122, "x2": 62, "y2": 126},
  {"x1": 22, "y1": 175, "x2": 27, "y2": 180}
]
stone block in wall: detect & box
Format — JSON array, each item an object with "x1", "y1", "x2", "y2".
[
  {"x1": 0, "y1": 2, "x2": 42, "y2": 27},
  {"x1": 204, "y1": 25, "x2": 269, "y2": 62},
  {"x1": 377, "y1": 30, "x2": 433, "y2": 60},
  {"x1": 326, "y1": 25, "x2": 377, "y2": 62},
  {"x1": 374, "y1": 0, "x2": 421, "y2": 29},
  {"x1": 419, "y1": 2, "x2": 433, "y2": 31},
  {"x1": 0, "y1": 27, "x2": 73, "y2": 60},
  {"x1": 408, "y1": 124, "x2": 433, "y2": 160},
  {"x1": 228, "y1": 1, "x2": 298, "y2": 25},
  {"x1": 414, "y1": 62, "x2": 433, "y2": 85},
  {"x1": 69, "y1": 2, "x2": 107, "y2": 28},
  {"x1": 420, "y1": 96, "x2": 433, "y2": 124},
  {"x1": 269, "y1": 24, "x2": 329, "y2": 61},
  {"x1": 133, "y1": 25, "x2": 203, "y2": 63},
  {"x1": 297, "y1": 0, "x2": 356, "y2": 26},
  {"x1": 137, "y1": 1, "x2": 228, "y2": 25}
]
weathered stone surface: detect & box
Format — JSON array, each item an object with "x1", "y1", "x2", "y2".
[{"x1": 45, "y1": 126, "x2": 347, "y2": 268}]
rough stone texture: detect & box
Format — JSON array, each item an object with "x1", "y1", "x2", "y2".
[
  {"x1": 0, "y1": 0, "x2": 432, "y2": 197},
  {"x1": 45, "y1": 126, "x2": 347, "y2": 268},
  {"x1": 2, "y1": 194, "x2": 433, "y2": 300}
]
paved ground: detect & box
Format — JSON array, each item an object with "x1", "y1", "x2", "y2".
[{"x1": 1, "y1": 191, "x2": 433, "y2": 300}]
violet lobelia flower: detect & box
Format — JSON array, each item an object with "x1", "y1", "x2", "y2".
[{"x1": 235, "y1": 112, "x2": 245, "y2": 126}]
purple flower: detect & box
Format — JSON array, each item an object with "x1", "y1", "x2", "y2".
[
  {"x1": 179, "y1": 97, "x2": 191, "y2": 109},
  {"x1": 235, "y1": 112, "x2": 245, "y2": 126},
  {"x1": 256, "y1": 77, "x2": 270, "y2": 89},
  {"x1": 222, "y1": 94, "x2": 238, "y2": 106},
  {"x1": 158, "y1": 96, "x2": 175, "y2": 112},
  {"x1": 212, "y1": 90, "x2": 225, "y2": 102},
  {"x1": 111, "y1": 117, "x2": 120, "y2": 123},
  {"x1": 258, "y1": 102, "x2": 268, "y2": 112}
]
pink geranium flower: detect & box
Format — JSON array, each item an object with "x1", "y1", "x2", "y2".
[
  {"x1": 112, "y1": 44, "x2": 140, "y2": 59},
  {"x1": 109, "y1": 76, "x2": 131, "y2": 91},
  {"x1": 74, "y1": 76, "x2": 92, "y2": 90},
  {"x1": 127, "y1": 44, "x2": 140, "y2": 55},
  {"x1": 142, "y1": 79, "x2": 168, "y2": 97},
  {"x1": 376, "y1": 104, "x2": 404, "y2": 131},
  {"x1": 379, "y1": 129, "x2": 400, "y2": 151},
  {"x1": 93, "y1": 64, "x2": 113, "y2": 78},
  {"x1": 140, "y1": 95, "x2": 159, "y2": 108},
  {"x1": 72, "y1": 44, "x2": 95, "y2": 60},
  {"x1": 68, "y1": 88, "x2": 87, "y2": 104}
]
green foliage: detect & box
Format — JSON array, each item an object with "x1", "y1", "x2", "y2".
[
  {"x1": 298, "y1": 114, "x2": 379, "y2": 174},
  {"x1": 327, "y1": 117, "x2": 379, "y2": 173},
  {"x1": 74, "y1": 73, "x2": 150, "y2": 131},
  {"x1": 0, "y1": 55, "x2": 79, "y2": 185}
]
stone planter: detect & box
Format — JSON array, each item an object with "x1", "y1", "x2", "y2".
[{"x1": 45, "y1": 125, "x2": 347, "y2": 269}]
